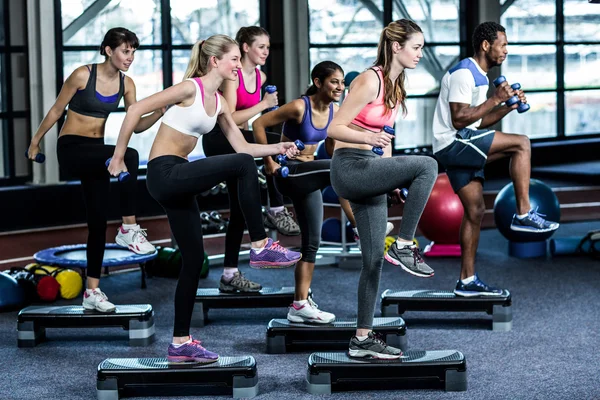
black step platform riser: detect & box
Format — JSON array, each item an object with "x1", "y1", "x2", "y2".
[
  {"x1": 16, "y1": 305, "x2": 155, "y2": 347},
  {"x1": 306, "y1": 351, "x2": 467, "y2": 394},
  {"x1": 266, "y1": 318, "x2": 407, "y2": 354},
  {"x1": 97, "y1": 356, "x2": 258, "y2": 399},
  {"x1": 381, "y1": 290, "x2": 512, "y2": 332},
  {"x1": 194, "y1": 287, "x2": 295, "y2": 327}
]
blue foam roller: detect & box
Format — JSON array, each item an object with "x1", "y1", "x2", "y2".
[
  {"x1": 508, "y1": 240, "x2": 547, "y2": 258},
  {"x1": 550, "y1": 236, "x2": 599, "y2": 256}
]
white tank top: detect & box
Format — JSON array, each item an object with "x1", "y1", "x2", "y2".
[{"x1": 161, "y1": 78, "x2": 221, "y2": 138}]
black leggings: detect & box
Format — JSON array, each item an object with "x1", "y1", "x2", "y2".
[
  {"x1": 146, "y1": 154, "x2": 267, "y2": 337},
  {"x1": 57, "y1": 135, "x2": 139, "y2": 279},
  {"x1": 202, "y1": 126, "x2": 283, "y2": 269},
  {"x1": 275, "y1": 159, "x2": 332, "y2": 263}
]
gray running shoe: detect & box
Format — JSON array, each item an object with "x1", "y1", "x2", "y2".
[
  {"x1": 265, "y1": 208, "x2": 301, "y2": 236},
  {"x1": 262, "y1": 207, "x2": 276, "y2": 229},
  {"x1": 385, "y1": 242, "x2": 434, "y2": 278},
  {"x1": 348, "y1": 331, "x2": 402, "y2": 360},
  {"x1": 219, "y1": 272, "x2": 262, "y2": 293},
  {"x1": 510, "y1": 208, "x2": 559, "y2": 233}
]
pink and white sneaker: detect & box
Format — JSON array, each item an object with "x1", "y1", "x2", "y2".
[
  {"x1": 82, "y1": 288, "x2": 116, "y2": 313},
  {"x1": 115, "y1": 224, "x2": 156, "y2": 254},
  {"x1": 287, "y1": 300, "x2": 335, "y2": 324}
]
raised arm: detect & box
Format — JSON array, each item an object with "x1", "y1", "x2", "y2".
[
  {"x1": 327, "y1": 70, "x2": 394, "y2": 149},
  {"x1": 252, "y1": 98, "x2": 303, "y2": 174},
  {"x1": 27, "y1": 66, "x2": 87, "y2": 159},
  {"x1": 217, "y1": 96, "x2": 298, "y2": 159},
  {"x1": 122, "y1": 75, "x2": 165, "y2": 133},
  {"x1": 107, "y1": 80, "x2": 195, "y2": 176},
  {"x1": 449, "y1": 74, "x2": 515, "y2": 130},
  {"x1": 477, "y1": 87, "x2": 523, "y2": 128},
  {"x1": 221, "y1": 75, "x2": 277, "y2": 125}
]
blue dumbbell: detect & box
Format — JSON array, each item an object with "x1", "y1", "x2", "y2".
[
  {"x1": 264, "y1": 85, "x2": 279, "y2": 112},
  {"x1": 400, "y1": 188, "x2": 409, "y2": 202},
  {"x1": 372, "y1": 125, "x2": 395, "y2": 156},
  {"x1": 25, "y1": 151, "x2": 45, "y2": 163},
  {"x1": 387, "y1": 187, "x2": 408, "y2": 207},
  {"x1": 275, "y1": 140, "x2": 305, "y2": 166},
  {"x1": 509, "y1": 83, "x2": 531, "y2": 113},
  {"x1": 105, "y1": 158, "x2": 130, "y2": 182},
  {"x1": 493, "y1": 76, "x2": 530, "y2": 113},
  {"x1": 261, "y1": 164, "x2": 289, "y2": 178}
]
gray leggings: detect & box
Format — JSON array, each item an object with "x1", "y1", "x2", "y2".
[{"x1": 330, "y1": 148, "x2": 438, "y2": 329}]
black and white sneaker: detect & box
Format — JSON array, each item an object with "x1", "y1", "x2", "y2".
[
  {"x1": 348, "y1": 331, "x2": 402, "y2": 360},
  {"x1": 219, "y1": 272, "x2": 262, "y2": 293}
]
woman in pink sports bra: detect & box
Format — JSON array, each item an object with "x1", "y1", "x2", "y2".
[
  {"x1": 108, "y1": 35, "x2": 302, "y2": 364},
  {"x1": 202, "y1": 26, "x2": 299, "y2": 295},
  {"x1": 328, "y1": 20, "x2": 438, "y2": 360}
]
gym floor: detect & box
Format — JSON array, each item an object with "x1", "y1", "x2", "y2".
[{"x1": 0, "y1": 220, "x2": 598, "y2": 400}]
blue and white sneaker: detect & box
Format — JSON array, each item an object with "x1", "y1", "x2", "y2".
[
  {"x1": 510, "y1": 208, "x2": 559, "y2": 233},
  {"x1": 454, "y1": 275, "x2": 504, "y2": 297}
]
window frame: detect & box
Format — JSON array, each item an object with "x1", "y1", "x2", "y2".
[{"x1": 0, "y1": 0, "x2": 30, "y2": 186}]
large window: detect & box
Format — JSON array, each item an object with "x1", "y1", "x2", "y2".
[
  {"x1": 309, "y1": 0, "x2": 463, "y2": 149},
  {"x1": 57, "y1": 0, "x2": 259, "y2": 165},
  {"x1": 310, "y1": 0, "x2": 600, "y2": 150},
  {"x1": 1, "y1": 0, "x2": 29, "y2": 184},
  {"x1": 501, "y1": 0, "x2": 600, "y2": 139}
]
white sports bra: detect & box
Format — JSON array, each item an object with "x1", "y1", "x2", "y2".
[{"x1": 161, "y1": 77, "x2": 221, "y2": 138}]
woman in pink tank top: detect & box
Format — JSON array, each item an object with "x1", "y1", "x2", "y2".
[{"x1": 202, "y1": 26, "x2": 300, "y2": 295}]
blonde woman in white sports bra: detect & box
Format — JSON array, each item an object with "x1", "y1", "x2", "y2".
[{"x1": 108, "y1": 34, "x2": 302, "y2": 364}]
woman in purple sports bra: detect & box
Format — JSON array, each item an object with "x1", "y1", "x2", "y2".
[
  {"x1": 108, "y1": 34, "x2": 302, "y2": 364},
  {"x1": 26, "y1": 28, "x2": 162, "y2": 313},
  {"x1": 252, "y1": 61, "x2": 348, "y2": 324}
]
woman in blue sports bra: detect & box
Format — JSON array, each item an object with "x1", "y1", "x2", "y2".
[
  {"x1": 26, "y1": 28, "x2": 163, "y2": 313},
  {"x1": 108, "y1": 34, "x2": 302, "y2": 364}
]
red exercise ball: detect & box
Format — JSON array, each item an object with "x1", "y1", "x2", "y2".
[{"x1": 418, "y1": 173, "x2": 464, "y2": 244}]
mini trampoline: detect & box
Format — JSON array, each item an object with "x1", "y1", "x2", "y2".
[{"x1": 33, "y1": 244, "x2": 158, "y2": 289}]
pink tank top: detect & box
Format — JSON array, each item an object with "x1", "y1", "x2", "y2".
[
  {"x1": 351, "y1": 67, "x2": 399, "y2": 132},
  {"x1": 236, "y1": 68, "x2": 261, "y2": 111}
]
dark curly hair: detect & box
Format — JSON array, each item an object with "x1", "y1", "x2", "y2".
[{"x1": 472, "y1": 22, "x2": 506, "y2": 54}]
